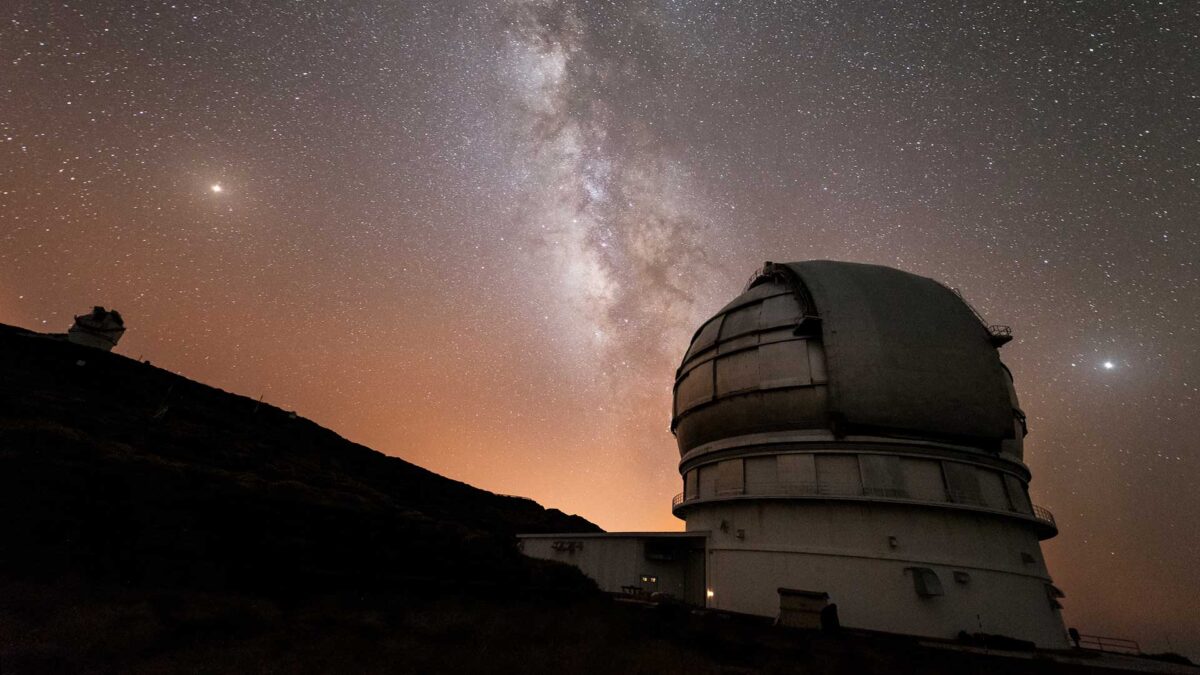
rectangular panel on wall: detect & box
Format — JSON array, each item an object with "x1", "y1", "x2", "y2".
[
  {"x1": 744, "y1": 456, "x2": 777, "y2": 493},
  {"x1": 698, "y1": 465, "x2": 718, "y2": 498},
  {"x1": 721, "y1": 303, "x2": 762, "y2": 338},
  {"x1": 1003, "y1": 474, "x2": 1034, "y2": 514},
  {"x1": 816, "y1": 454, "x2": 862, "y2": 496},
  {"x1": 716, "y1": 459, "x2": 744, "y2": 495},
  {"x1": 777, "y1": 454, "x2": 816, "y2": 492},
  {"x1": 685, "y1": 469, "x2": 698, "y2": 499},
  {"x1": 676, "y1": 360, "x2": 713, "y2": 413},
  {"x1": 758, "y1": 340, "x2": 812, "y2": 388},
  {"x1": 977, "y1": 469, "x2": 1011, "y2": 510},
  {"x1": 715, "y1": 349, "x2": 759, "y2": 395},
  {"x1": 860, "y1": 454, "x2": 907, "y2": 498},
  {"x1": 902, "y1": 458, "x2": 947, "y2": 502},
  {"x1": 808, "y1": 341, "x2": 829, "y2": 383},
  {"x1": 944, "y1": 462, "x2": 984, "y2": 506}
]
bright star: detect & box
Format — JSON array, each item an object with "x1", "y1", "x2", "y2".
[
  {"x1": 211, "y1": 183, "x2": 223, "y2": 193},
  {"x1": 1103, "y1": 361, "x2": 1115, "y2": 370}
]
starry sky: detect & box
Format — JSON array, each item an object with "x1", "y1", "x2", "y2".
[{"x1": 2, "y1": 0, "x2": 1198, "y2": 656}]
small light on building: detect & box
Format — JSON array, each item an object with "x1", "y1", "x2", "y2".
[{"x1": 706, "y1": 589, "x2": 715, "y2": 599}]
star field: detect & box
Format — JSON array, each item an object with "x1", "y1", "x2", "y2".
[{"x1": 2, "y1": 0, "x2": 1198, "y2": 656}]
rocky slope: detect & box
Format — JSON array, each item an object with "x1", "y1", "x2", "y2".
[{"x1": 0, "y1": 323, "x2": 598, "y2": 598}]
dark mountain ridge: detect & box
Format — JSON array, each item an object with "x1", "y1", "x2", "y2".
[
  {"x1": 6, "y1": 322, "x2": 1192, "y2": 674},
  {"x1": 0, "y1": 322, "x2": 598, "y2": 598}
]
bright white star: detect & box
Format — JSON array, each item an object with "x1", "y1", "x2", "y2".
[
  {"x1": 211, "y1": 183, "x2": 223, "y2": 193},
  {"x1": 1102, "y1": 361, "x2": 1115, "y2": 370}
]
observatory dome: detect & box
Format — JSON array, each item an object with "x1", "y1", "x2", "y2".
[
  {"x1": 526, "y1": 259, "x2": 1066, "y2": 648},
  {"x1": 672, "y1": 261, "x2": 1026, "y2": 460}
]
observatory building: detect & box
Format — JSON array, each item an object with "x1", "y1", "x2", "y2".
[
  {"x1": 519, "y1": 261, "x2": 1067, "y2": 647},
  {"x1": 66, "y1": 306, "x2": 126, "y2": 351}
]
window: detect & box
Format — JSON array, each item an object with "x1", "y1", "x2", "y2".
[
  {"x1": 716, "y1": 459, "x2": 744, "y2": 495},
  {"x1": 744, "y1": 456, "x2": 777, "y2": 493},
  {"x1": 697, "y1": 465, "x2": 719, "y2": 498},
  {"x1": 778, "y1": 454, "x2": 816, "y2": 491},
  {"x1": 861, "y1": 455, "x2": 907, "y2": 498},
  {"x1": 902, "y1": 458, "x2": 947, "y2": 502},
  {"x1": 816, "y1": 454, "x2": 862, "y2": 495},
  {"x1": 1003, "y1": 474, "x2": 1034, "y2": 514},
  {"x1": 977, "y1": 469, "x2": 1010, "y2": 510},
  {"x1": 943, "y1": 462, "x2": 983, "y2": 506}
]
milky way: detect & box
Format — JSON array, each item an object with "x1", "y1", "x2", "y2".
[{"x1": 2, "y1": 0, "x2": 1198, "y2": 655}]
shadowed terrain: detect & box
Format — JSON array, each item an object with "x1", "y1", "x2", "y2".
[
  {"x1": 0, "y1": 323, "x2": 599, "y2": 597},
  {"x1": 0, "y1": 323, "x2": 1193, "y2": 674}
]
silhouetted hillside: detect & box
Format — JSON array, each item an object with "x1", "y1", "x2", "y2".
[
  {"x1": 0, "y1": 323, "x2": 598, "y2": 598},
  {"x1": 2, "y1": 323, "x2": 1192, "y2": 674}
]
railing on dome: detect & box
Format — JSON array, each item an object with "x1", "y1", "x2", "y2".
[
  {"x1": 946, "y1": 287, "x2": 1014, "y2": 346},
  {"x1": 1075, "y1": 633, "x2": 1141, "y2": 654},
  {"x1": 1032, "y1": 504, "x2": 1056, "y2": 529},
  {"x1": 988, "y1": 324, "x2": 1014, "y2": 346}
]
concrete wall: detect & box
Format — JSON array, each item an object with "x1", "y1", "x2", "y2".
[
  {"x1": 519, "y1": 535, "x2": 706, "y2": 605},
  {"x1": 686, "y1": 501, "x2": 1068, "y2": 647}
]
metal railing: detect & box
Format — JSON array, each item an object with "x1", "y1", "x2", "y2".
[
  {"x1": 1032, "y1": 504, "x2": 1056, "y2": 528},
  {"x1": 1076, "y1": 633, "x2": 1141, "y2": 654}
]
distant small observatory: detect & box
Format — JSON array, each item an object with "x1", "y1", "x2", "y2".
[
  {"x1": 520, "y1": 260, "x2": 1068, "y2": 647},
  {"x1": 67, "y1": 306, "x2": 126, "y2": 351}
]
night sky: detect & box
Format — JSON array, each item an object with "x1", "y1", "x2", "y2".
[{"x1": 2, "y1": 0, "x2": 1197, "y2": 656}]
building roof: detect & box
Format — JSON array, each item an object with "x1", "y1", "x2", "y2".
[
  {"x1": 781, "y1": 260, "x2": 1014, "y2": 443},
  {"x1": 673, "y1": 260, "x2": 1020, "y2": 453}
]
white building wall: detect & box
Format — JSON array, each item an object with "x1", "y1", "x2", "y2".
[
  {"x1": 519, "y1": 535, "x2": 706, "y2": 605},
  {"x1": 685, "y1": 501, "x2": 1068, "y2": 647}
]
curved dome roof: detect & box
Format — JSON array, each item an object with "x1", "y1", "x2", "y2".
[{"x1": 672, "y1": 260, "x2": 1022, "y2": 456}]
